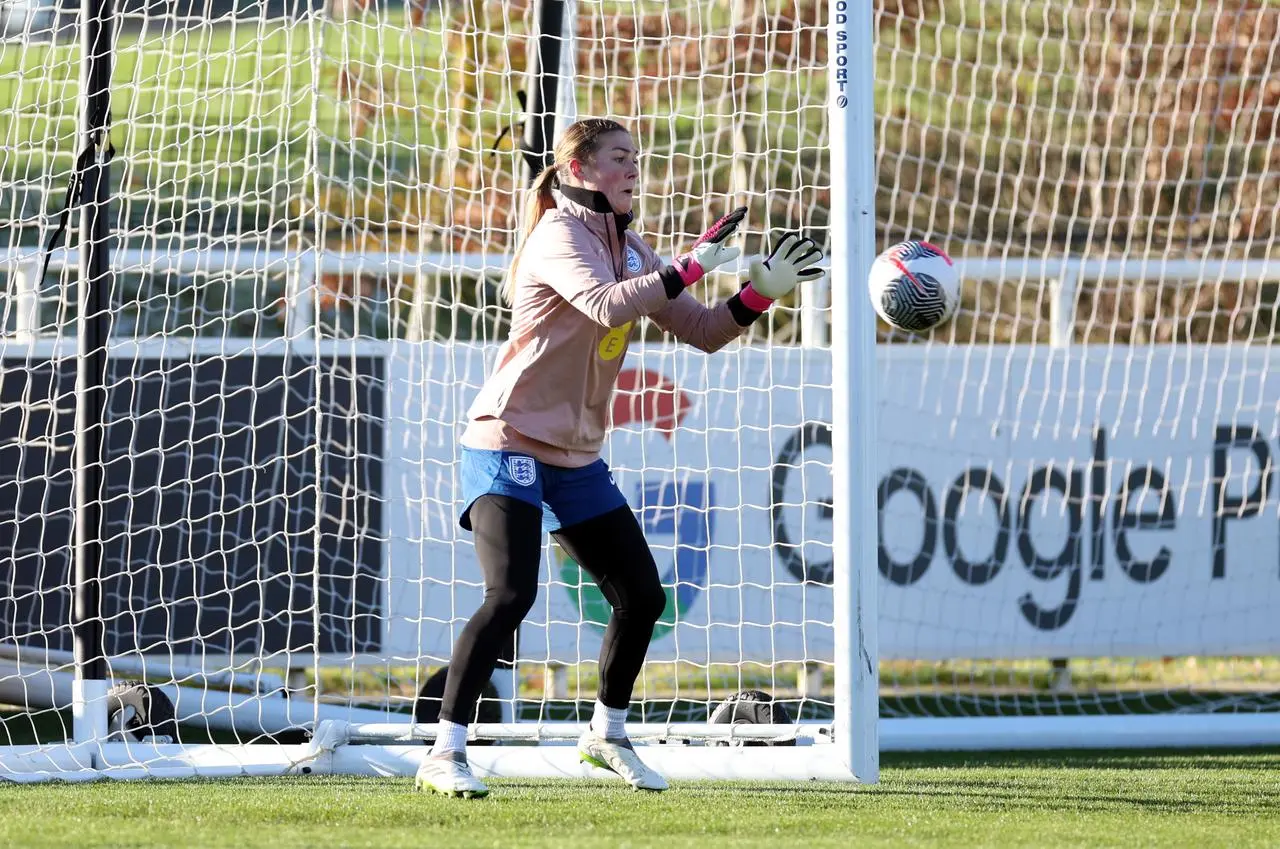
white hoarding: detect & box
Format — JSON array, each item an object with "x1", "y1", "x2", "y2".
[{"x1": 384, "y1": 343, "x2": 1280, "y2": 663}]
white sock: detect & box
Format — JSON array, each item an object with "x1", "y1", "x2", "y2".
[
  {"x1": 591, "y1": 700, "x2": 628, "y2": 739},
  {"x1": 430, "y1": 719, "x2": 468, "y2": 757}
]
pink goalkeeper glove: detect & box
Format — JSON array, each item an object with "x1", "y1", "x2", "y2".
[
  {"x1": 671, "y1": 206, "x2": 747, "y2": 286},
  {"x1": 739, "y1": 232, "x2": 826, "y2": 311}
]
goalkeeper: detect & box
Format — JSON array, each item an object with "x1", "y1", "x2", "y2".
[{"x1": 416, "y1": 117, "x2": 825, "y2": 798}]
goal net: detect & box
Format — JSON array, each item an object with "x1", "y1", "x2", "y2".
[
  {"x1": 872, "y1": 0, "x2": 1280, "y2": 747},
  {"x1": 1, "y1": 0, "x2": 1278, "y2": 782}
]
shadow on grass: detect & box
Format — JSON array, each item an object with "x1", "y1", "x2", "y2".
[
  {"x1": 865, "y1": 782, "x2": 1280, "y2": 815},
  {"x1": 484, "y1": 775, "x2": 1280, "y2": 817},
  {"x1": 6, "y1": 771, "x2": 1279, "y2": 820},
  {"x1": 883, "y1": 747, "x2": 1280, "y2": 772}
]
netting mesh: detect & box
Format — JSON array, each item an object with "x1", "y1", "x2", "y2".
[{"x1": 0, "y1": 0, "x2": 1279, "y2": 760}]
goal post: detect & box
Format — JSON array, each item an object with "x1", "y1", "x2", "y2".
[
  {"x1": 71, "y1": 0, "x2": 114, "y2": 752},
  {"x1": 830, "y1": 0, "x2": 880, "y2": 783}
]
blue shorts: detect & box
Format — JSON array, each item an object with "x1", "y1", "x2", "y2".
[{"x1": 458, "y1": 448, "x2": 630, "y2": 534}]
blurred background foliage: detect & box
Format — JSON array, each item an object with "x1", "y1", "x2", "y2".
[{"x1": 2, "y1": 1, "x2": 1279, "y2": 343}]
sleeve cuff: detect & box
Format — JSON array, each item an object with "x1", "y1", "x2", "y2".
[
  {"x1": 727, "y1": 292, "x2": 766, "y2": 327},
  {"x1": 659, "y1": 266, "x2": 685, "y2": 298},
  {"x1": 737, "y1": 283, "x2": 775, "y2": 313}
]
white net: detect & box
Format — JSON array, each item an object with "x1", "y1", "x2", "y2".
[
  {"x1": 874, "y1": 0, "x2": 1280, "y2": 721},
  {"x1": 0, "y1": 0, "x2": 1278, "y2": 769},
  {"x1": 0, "y1": 0, "x2": 836, "y2": 759}
]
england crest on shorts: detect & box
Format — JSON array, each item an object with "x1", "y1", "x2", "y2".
[
  {"x1": 507, "y1": 456, "x2": 537, "y2": 486},
  {"x1": 625, "y1": 246, "x2": 643, "y2": 273}
]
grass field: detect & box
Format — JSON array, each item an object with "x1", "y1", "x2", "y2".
[{"x1": 1, "y1": 749, "x2": 1278, "y2": 848}]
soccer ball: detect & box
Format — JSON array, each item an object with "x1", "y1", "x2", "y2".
[{"x1": 867, "y1": 240, "x2": 960, "y2": 332}]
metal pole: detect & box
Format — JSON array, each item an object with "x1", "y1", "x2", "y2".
[
  {"x1": 552, "y1": 0, "x2": 577, "y2": 139},
  {"x1": 1049, "y1": 272, "x2": 1078, "y2": 347},
  {"x1": 485, "y1": 0, "x2": 568, "y2": 722},
  {"x1": 520, "y1": 0, "x2": 565, "y2": 182},
  {"x1": 72, "y1": 0, "x2": 114, "y2": 744},
  {"x1": 829, "y1": 0, "x2": 879, "y2": 783}
]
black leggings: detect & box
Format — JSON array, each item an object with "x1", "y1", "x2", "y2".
[{"x1": 438, "y1": 494, "x2": 667, "y2": 724}]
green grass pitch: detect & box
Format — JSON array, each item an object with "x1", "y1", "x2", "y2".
[{"x1": 2, "y1": 749, "x2": 1279, "y2": 848}]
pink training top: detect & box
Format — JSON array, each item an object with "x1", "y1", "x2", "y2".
[{"x1": 462, "y1": 188, "x2": 754, "y2": 467}]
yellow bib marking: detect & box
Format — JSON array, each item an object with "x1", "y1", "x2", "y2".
[{"x1": 598, "y1": 321, "x2": 633, "y2": 361}]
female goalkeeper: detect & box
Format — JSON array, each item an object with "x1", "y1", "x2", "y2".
[{"x1": 416, "y1": 118, "x2": 825, "y2": 797}]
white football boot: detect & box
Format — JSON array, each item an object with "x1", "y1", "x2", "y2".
[
  {"x1": 414, "y1": 751, "x2": 489, "y2": 799},
  {"x1": 578, "y1": 729, "x2": 669, "y2": 792}
]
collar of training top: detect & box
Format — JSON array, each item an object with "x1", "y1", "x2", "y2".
[{"x1": 556, "y1": 184, "x2": 635, "y2": 238}]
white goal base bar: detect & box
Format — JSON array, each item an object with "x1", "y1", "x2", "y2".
[
  {"x1": 879, "y1": 714, "x2": 1280, "y2": 752},
  {"x1": 5, "y1": 714, "x2": 1280, "y2": 784},
  {"x1": 0, "y1": 664, "x2": 409, "y2": 736},
  {"x1": 339, "y1": 722, "x2": 830, "y2": 744},
  {"x1": 0, "y1": 740, "x2": 859, "y2": 784}
]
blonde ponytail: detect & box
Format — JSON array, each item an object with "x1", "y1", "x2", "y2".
[
  {"x1": 503, "y1": 164, "x2": 560, "y2": 305},
  {"x1": 501, "y1": 118, "x2": 630, "y2": 305}
]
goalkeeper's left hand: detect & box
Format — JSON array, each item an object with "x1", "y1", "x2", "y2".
[{"x1": 740, "y1": 232, "x2": 826, "y2": 311}]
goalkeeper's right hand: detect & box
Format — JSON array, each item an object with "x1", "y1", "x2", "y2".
[
  {"x1": 740, "y1": 232, "x2": 825, "y2": 311},
  {"x1": 671, "y1": 206, "x2": 747, "y2": 286}
]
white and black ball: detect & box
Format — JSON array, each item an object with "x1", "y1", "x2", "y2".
[{"x1": 868, "y1": 240, "x2": 959, "y2": 332}]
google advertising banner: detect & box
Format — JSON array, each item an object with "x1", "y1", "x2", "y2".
[{"x1": 384, "y1": 343, "x2": 1280, "y2": 664}]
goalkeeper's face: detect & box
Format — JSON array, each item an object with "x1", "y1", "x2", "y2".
[{"x1": 570, "y1": 130, "x2": 640, "y2": 215}]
